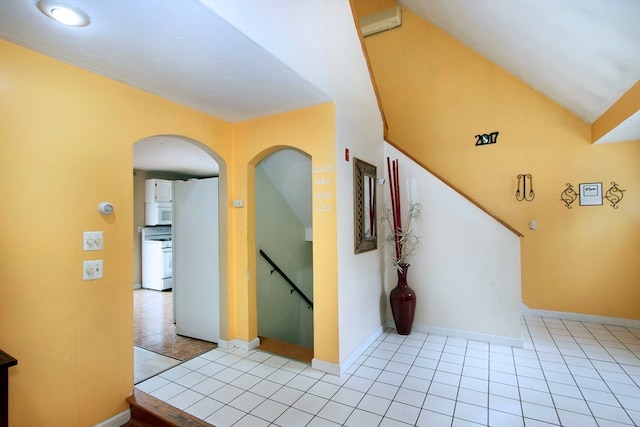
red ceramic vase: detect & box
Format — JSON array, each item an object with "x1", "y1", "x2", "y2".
[{"x1": 390, "y1": 264, "x2": 416, "y2": 335}]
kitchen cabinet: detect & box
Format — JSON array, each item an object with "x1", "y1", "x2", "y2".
[{"x1": 145, "y1": 179, "x2": 173, "y2": 203}]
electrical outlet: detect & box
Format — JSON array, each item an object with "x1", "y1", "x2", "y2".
[
  {"x1": 83, "y1": 260, "x2": 103, "y2": 280},
  {"x1": 83, "y1": 231, "x2": 103, "y2": 251}
]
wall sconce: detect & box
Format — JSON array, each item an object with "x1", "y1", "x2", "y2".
[
  {"x1": 605, "y1": 182, "x2": 625, "y2": 209},
  {"x1": 516, "y1": 174, "x2": 535, "y2": 201},
  {"x1": 560, "y1": 183, "x2": 578, "y2": 209}
]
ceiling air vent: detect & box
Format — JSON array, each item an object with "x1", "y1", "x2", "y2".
[{"x1": 359, "y1": 6, "x2": 402, "y2": 37}]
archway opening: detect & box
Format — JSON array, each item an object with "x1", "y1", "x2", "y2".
[
  {"x1": 254, "y1": 148, "x2": 314, "y2": 362},
  {"x1": 132, "y1": 135, "x2": 228, "y2": 383}
]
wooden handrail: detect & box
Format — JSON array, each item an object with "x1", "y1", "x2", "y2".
[{"x1": 386, "y1": 139, "x2": 524, "y2": 238}]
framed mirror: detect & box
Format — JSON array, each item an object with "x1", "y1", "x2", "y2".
[{"x1": 354, "y1": 157, "x2": 377, "y2": 254}]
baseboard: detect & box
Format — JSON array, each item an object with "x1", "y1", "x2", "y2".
[
  {"x1": 340, "y1": 325, "x2": 384, "y2": 374},
  {"x1": 312, "y1": 358, "x2": 341, "y2": 376},
  {"x1": 312, "y1": 325, "x2": 384, "y2": 377},
  {"x1": 217, "y1": 339, "x2": 232, "y2": 350},
  {"x1": 133, "y1": 283, "x2": 142, "y2": 290},
  {"x1": 93, "y1": 409, "x2": 130, "y2": 427},
  {"x1": 385, "y1": 320, "x2": 524, "y2": 348},
  {"x1": 237, "y1": 337, "x2": 261, "y2": 351},
  {"x1": 522, "y1": 304, "x2": 640, "y2": 328},
  {"x1": 217, "y1": 337, "x2": 261, "y2": 351}
]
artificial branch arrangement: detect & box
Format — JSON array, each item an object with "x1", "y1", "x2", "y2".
[{"x1": 382, "y1": 157, "x2": 422, "y2": 272}]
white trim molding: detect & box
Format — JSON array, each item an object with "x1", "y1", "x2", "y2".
[
  {"x1": 522, "y1": 304, "x2": 640, "y2": 328},
  {"x1": 217, "y1": 339, "x2": 233, "y2": 350},
  {"x1": 93, "y1": 409, "x2": 130, "y2": 427},
  {"x1": 387, "y1": 320, "x2": 524, "y2": 348},
  {"x1": 217, "y1": 337, "x2": 261, "y2": 351},
  {"x1": 312, "y1": 358, "x2": 341, "y2": 376},
  {"x1": 313, "y1": 326, "x2": 384, "y2": 376}
]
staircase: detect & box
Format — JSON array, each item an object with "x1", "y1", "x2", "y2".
[{"x1": 122, "y1": 389, "x2": 214, "y2": 427}]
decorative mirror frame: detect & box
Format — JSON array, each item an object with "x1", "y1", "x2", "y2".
[{"x1": 354, "y1": 157, "x2": 378, "y2": 254}]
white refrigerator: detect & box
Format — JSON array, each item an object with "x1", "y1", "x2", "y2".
[{"x1": 172, "y1": 177, "x2": 220, "y2": 343}]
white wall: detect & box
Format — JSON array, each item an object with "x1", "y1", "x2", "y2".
[
  {"x1": 205, "y1": 0, "x2": 386, "y2": 370},
  {"x1": 384, "y1": 144, "x2": 523, "y2": 344}
]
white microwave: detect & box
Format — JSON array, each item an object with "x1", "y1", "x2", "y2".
[{"x1": 145, "y1": 202, "x2": 172, "y2": 225}]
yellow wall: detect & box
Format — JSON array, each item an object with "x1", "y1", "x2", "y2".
[
  {"x1": 355, "y1": 2, "x2": 640, "y2": 319},
  {"x1": 0, "y1": 40, "x2": 236, "y2": 426},
  {"x1": 233, "y1": 106, "x2": 339, "y2": 364},
  {"x1": 0, "y1": 39, "x2": 340, "y2": 425}
]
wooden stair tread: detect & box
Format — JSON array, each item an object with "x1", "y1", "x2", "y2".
[{"x1": 124, "y1": 389, "x2": 214, "y2": 427}]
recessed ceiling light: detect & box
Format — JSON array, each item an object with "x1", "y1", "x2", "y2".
[{"x1": 37, "y1": 0, "x2": 90, "y2": 27}]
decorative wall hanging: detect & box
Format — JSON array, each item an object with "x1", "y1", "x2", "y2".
[
  {"x1": 516, "y1": 174, "x2": 535, "y2": 201},
  {"x1": 605, "y1": 182, "x2": 625, "y2": 209},
  {"x1": 475, "y1": 131, "x2": 499, "y2": 146},
  {"x1": 579, "y1": 182, "x2": 603, "y2": 206},
  {"x1": 560, "y1": 183, "x2": 578, "y2": 209}
]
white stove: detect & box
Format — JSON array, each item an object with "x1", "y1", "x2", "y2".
[{"x1": 141, "y1": 225, "x2": 172, "y2": 291}]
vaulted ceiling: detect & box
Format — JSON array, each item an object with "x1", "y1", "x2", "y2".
[
  {"x1": 400, "y1": 0, "x2": 639, "y2": 126},
  {"x1": 1, "y1": 0, "x2": 638, "y2": 176}
]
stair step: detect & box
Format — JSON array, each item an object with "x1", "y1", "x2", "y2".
[
  {"x1": 124, "y1": 389, "x2": 213, "y2": 427},
  {"x1": 258, "y1": 336, "x2": 313, "y2": 363}
]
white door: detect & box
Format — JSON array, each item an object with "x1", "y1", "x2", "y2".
[{"x1": 173, "y1": 178, "x2": 220, "y2": 342}]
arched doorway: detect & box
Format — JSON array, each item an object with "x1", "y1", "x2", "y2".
[
  {"x1": 132, "y1": 135, "x2": 228, "y2": 382},
  {"x1": 254, "y1": 148, "x2": 314, "y2": 360}
]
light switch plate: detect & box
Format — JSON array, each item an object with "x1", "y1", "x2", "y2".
[
  {"x1": 83, "y1": 231, "x2": 103, "y2": 251},
  {"x1": 83, "y1": 260, "x2": 103, "y2": 280}
]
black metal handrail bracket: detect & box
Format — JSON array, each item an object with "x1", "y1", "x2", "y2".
[{"x1": 259, "y1": 249, "x2": 313, "y2": 309}]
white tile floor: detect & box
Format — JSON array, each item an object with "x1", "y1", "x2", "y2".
[
  {"x1": 135, "y1": 315, "x2": 640, "y2": 426},
  {"x1": 134, "y1": 346, "x2": 181, "y2": 384}
]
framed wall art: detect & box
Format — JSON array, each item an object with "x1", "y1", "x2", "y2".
[{"x1": 579, "y1": 182, "x2": 603, "y2": 206}]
